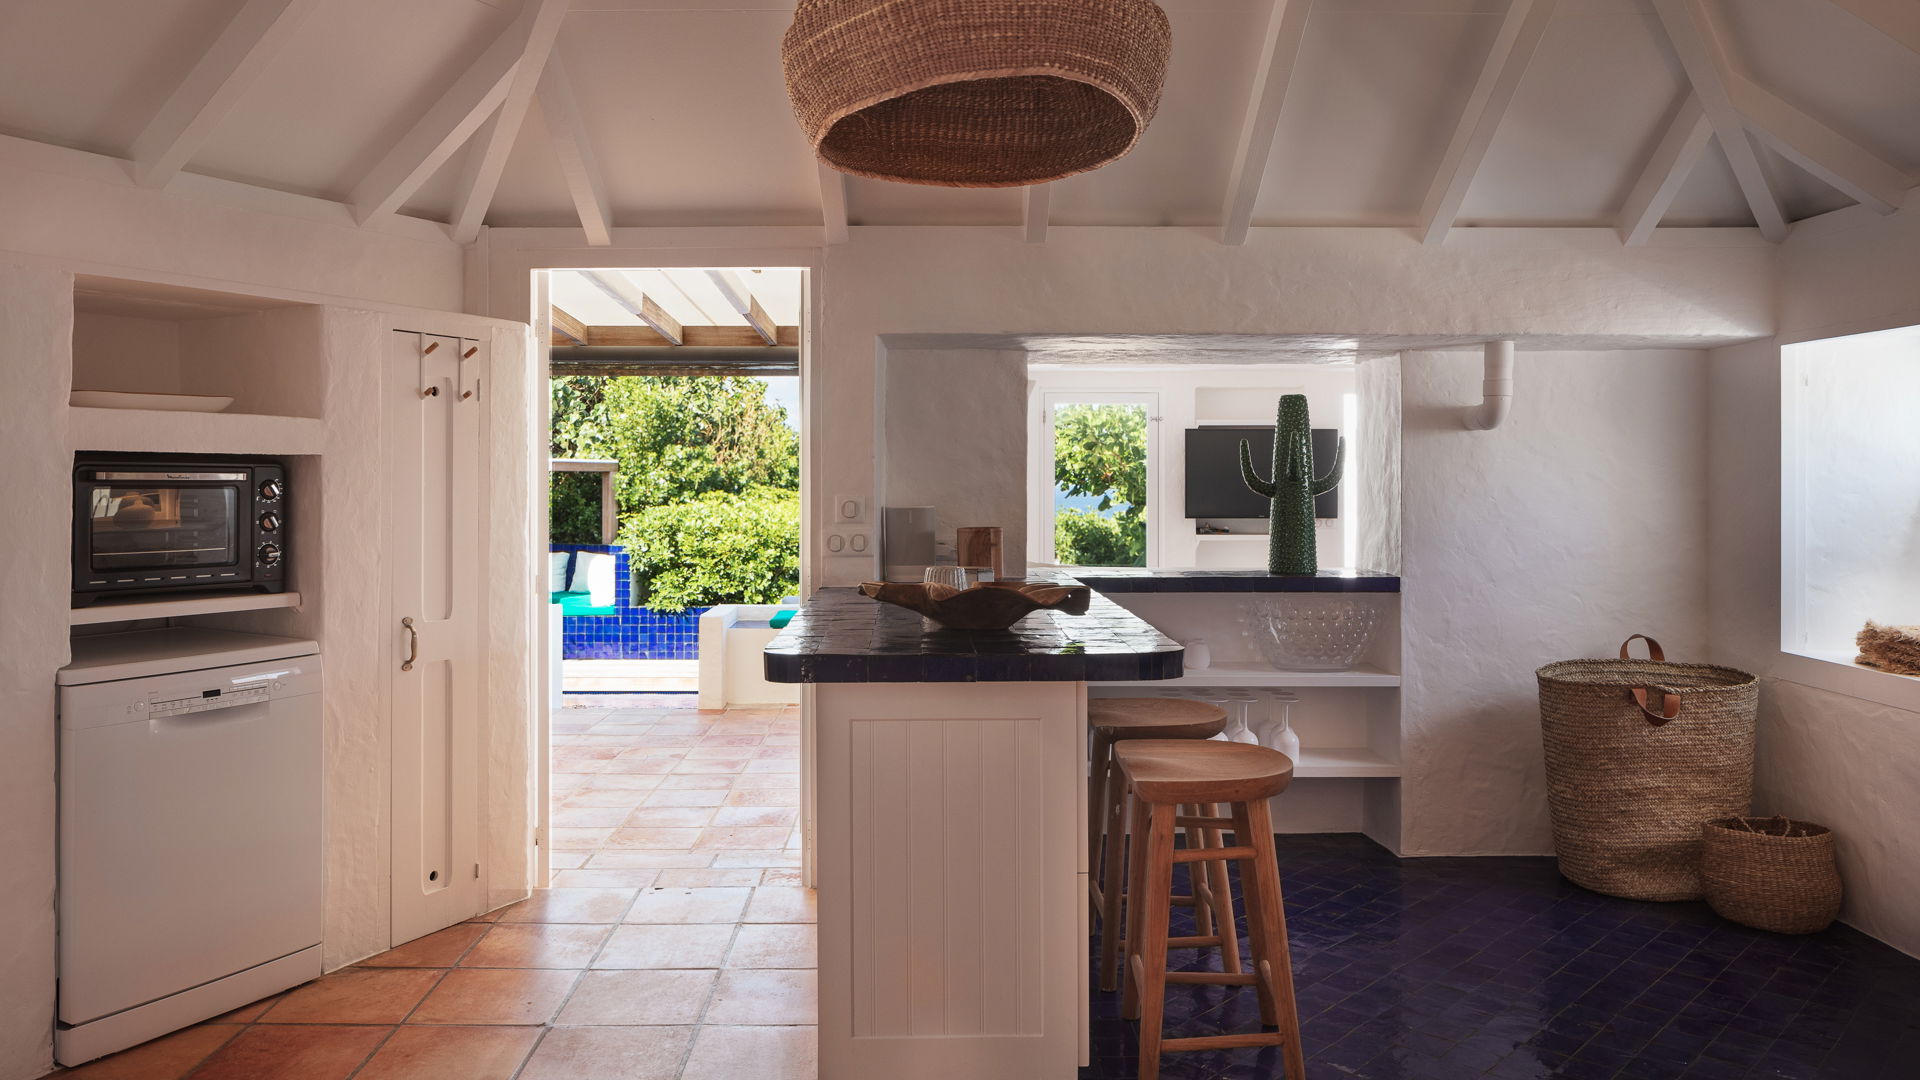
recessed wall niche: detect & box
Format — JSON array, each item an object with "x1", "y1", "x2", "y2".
[{"x1": 70, "y1": 275, "x2": 324, "y2": 419}]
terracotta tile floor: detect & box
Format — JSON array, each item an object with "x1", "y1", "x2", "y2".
[{"x1": 50, "y1": 699, "x2": 814, "y2": 1080}]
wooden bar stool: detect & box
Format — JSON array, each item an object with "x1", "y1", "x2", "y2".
[
  {"x1": 1116, "y1": 739, "x2": 1305, "y2": 1080},
  {"x1": 1086, "y1": 698, "x2": 1236, "y2": 993}
]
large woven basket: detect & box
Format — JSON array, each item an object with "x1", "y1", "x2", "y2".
[
  {"x1": 1536, "y1": 635, "x2": 1758, "y2": 901},
  {"x1": 781, "y1": 0, "x2": 1172, "y2": 186},
  {"x1": 1702, "y1": 816, "x2": 1842, "y2": 934}
]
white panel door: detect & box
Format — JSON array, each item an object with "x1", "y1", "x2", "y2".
[{"x1": 387, "y1": 330, "x2": 488, "y2": 945}]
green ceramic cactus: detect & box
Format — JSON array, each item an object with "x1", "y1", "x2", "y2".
[{"x1": 1239, "y1": 394, "x2": 1345, "y2": 575}]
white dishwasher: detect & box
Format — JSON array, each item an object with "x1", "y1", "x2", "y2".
[{"x1": 57, "y1": 627, "x2": 323, "y2": 1066}]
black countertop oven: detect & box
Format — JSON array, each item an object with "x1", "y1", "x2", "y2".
[{"x1": 72, "y1": 454, "x2": 288, "y2": 605}]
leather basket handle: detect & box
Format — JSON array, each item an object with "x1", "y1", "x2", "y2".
[
  {"x1": 1620, "y1": 634, "x2": 1679, "y2": 725},
  {"x1": 1619, "y1": 634, "x2": 1665, "y2": 661}
]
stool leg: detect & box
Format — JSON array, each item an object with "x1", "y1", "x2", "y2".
[
  {"x1": 1131, "y1": 802, "x2": 1177, "y2": 1080},
  {"x1": 1235, "y1": 798, "x2": 1306, "y2": 1080},
  {"x1": 1086, "y1": 730, "x2": 1112, "y2": 921},
  {"x1": 1098, "y1": 778, "x2": 1129, "y2": 992},
  {"x1": 1120, "y1": 790, "x2": 1150, "y2": 1018},
  {"x1": 1185, "y1": 804, "x2": 1216, "y2": 943},
  {"x1": 1205, "y1": 803, "x2": 1242, "y2": 975}
]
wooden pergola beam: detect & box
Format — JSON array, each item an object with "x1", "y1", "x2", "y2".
[
  {"x1": 705, "y1": 270, "x2": 778, "y2": 344},
  {"x1": 550, "y1": 305, "x2": 590, "y2": 345},
  {"x1": 549, "y1": 324, "x2": 801, "y2": 349},
  {"x1": 583, "y1": 270, "x2": 683, "y2": 345}
]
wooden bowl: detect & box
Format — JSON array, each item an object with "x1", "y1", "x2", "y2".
[{"x1": 859, "y1": 580, "x2": 1091, "y2": 631}]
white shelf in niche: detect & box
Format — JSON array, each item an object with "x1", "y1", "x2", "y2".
[
  {"x1": 70, "y1": 591, "x2": 302, "y2": 626},
  {"x1": 1292, "y1": 747, "x2": 1400, "y2": 778},
  {"x1": 1094, "y1": 661, "x2": 1400, "y2": 688},
  {"x1": 69, "y1": 407, "x2": 323, "y2": 455}
]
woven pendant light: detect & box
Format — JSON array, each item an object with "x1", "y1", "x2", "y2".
[{"x1": 781, "y1": 0, "x2": 1172, "y2": 188}]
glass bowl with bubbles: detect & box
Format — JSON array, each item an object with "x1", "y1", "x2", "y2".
[{"x1": 1245, "y1": 595, "x2": 1384, "y2": 672}]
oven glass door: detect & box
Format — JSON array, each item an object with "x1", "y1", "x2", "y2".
[{"x1": 83, "y1": 475, "x2": 243, "y2": 578}]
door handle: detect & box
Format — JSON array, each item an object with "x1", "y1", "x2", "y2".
[{"x1": 402, "y1": 617, "x2": 418, "y2": 672}]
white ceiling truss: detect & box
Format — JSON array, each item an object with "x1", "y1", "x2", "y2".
[{"x1": 4, "y1": 0, "x2": 1914, "y2": 247}]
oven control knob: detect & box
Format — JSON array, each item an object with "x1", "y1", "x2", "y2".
[
  {"x1": 259, "y1": 478, "x2": 284, "y2": 501},
  {"x1": 259, "y1": 512, "x2": 282, "y2": 532},
  {"x1": 258, "y1": 543, "x2": 282, "y2": 566}
]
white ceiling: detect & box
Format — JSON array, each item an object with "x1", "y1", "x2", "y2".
[{"x1": 0, "y1": 0, "x2": 1914, "y2": 236}]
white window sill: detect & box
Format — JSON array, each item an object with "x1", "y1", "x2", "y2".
[{"x1": 1775, "y1": 646, "x2": 1920, "y2": 715}]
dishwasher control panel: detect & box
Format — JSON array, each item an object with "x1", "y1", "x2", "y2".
[{"x1": 146, "y1": 685, "x2": 273, "y2": 717}]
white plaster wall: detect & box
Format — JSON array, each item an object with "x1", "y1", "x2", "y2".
[
  {"x1": 181, "y1": 306, "x2": 328, "y2": 418},
  {"x1": 881, "y1": 348, "x2": 1030, "y2": 574},
  {"x1": 1356, "y1": 354, "x2": 1403, "y2": 574},
  {"x1": 0, "y1": 265, "x2": 71, "y2": 1080},
  {"x1": 1789, "y1": 328, "x2": 1920, "y2": 651},
  {"x1": 0, "y1": 139, "x2": 461, "y2": 312},
  {"x1": 1397, "y1": 349, "x2": 1710, "y2": 856},
  {"x1": 70, "y1": 312, "x2": 182, "y2": 395},
  {"x1": 1706, "y1": 197, "x2": 1920, "y2": 958}
]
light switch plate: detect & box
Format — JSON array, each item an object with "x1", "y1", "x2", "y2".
[{"x1": 833, "y1": 495, "x2": 867, "y2": 524}]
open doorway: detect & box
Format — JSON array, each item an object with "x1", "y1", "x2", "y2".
[{"x1": 527, "y1": 267, "x2": 817, "y2": 1071}]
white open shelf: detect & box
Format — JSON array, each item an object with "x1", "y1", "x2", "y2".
[
  {"x1": 1094, "y1": 661, "x2": 1399, "y2": 688},
  {"x1": 1292, "y1": 747, "x2": 1400, "y2": 778},
  {"x1": 70, "y1": 591, "x2": 302, "y2": 626},
  {"x1": 69, "y1": 407, "x2": 324, "y2": 455}
]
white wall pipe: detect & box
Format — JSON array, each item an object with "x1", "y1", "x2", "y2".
[{"x1": 1464, "y1": 340, "x2": 1515, "y2": 430}]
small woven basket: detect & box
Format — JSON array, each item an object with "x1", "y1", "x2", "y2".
[
  {"x1": 781, "y1": 0, "x2": 1172, "y2": 186},
  {"x1": 1537, "y1": 635, "x2": 1758, "y2": 901},
  {"x1": 1702, "y1": 816, "x2": 1843, "y2": 934}
]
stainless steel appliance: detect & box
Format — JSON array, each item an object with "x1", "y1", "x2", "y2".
[{"x1": 72, "y1": 454, "x2": 288, "y2": 604}]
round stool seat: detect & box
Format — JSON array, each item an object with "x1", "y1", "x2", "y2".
[
  {"x1": 1115, "y1": 739, "x2": 1294, "y2": 805},
  {"x1": 1088, "y1": 698, "x2": 1226, "y2": 740}
]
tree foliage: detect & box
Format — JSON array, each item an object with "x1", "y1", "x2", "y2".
[
  {"x1": 1052, "y1": 403, "x2": 1147, "y2": 566},
  {"x1": 618, "y1": 488, "x2": 800, "y2": 612},
  {"x1": 551, "y1": 375, "x2": 800, "y2": 606}
]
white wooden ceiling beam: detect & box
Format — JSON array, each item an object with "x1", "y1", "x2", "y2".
[
  {"x1": 128, "y1": 0, "x2": 322, "y2": 189},
  {"x1": 1725, "y1": 71, "x2": 1911, "y2": 216},
  {"x1": 818, "y1": 163, "x2": 849, "y2": 245},
  {"x1": 585, "y1": 271, "x2": 682, "y2": 345},
  {"x1": 1023, "y1": 184, "x2": 1051, "y2": 243},
  {"x1": 705, "y1": 270, "x2": 778, "y2": 344},
  {"x1": 1416, "y1": 0, "x2": 1558, "y2": 245},
  {"x1": 1651, "y1": 0, "x2": 1787, "y2": 242},
  {"x1": 1616, "y1": 94, "x2": 1712, "y2": 246},
  {"x1": 348, "y1": 3, "x2": 544, "y2": 225},
  {"x1": 1220, "y1": 0, "x2": 1313, "y2": 246},
  {"x1": 450, "y1": 0, "x2": 572, "y2": 243},
  {"x1": 1826, "y1": 0, "x2": 1920, "y2": 57},
  {"x1": 534, "y1": 56, "x2": 612, "y2": 246}
]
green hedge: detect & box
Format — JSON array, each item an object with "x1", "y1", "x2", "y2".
[{"x1": 618, "y1": 488, "x2": 800, "y2": 612}]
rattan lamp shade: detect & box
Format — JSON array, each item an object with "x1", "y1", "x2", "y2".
[{"x1": 781, "y1": 0, "x2": 1172, "y2": 187}]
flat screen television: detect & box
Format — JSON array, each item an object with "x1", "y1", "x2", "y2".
[{"x1": 1185, "y1": 427, "x2": 1339, "y2": 520}]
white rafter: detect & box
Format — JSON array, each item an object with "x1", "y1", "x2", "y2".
[
  {"x1": 1826, "y1": 0, "x2": 1920, "y2": 56},
  {"x1": 1416, "y1": 0, "x2": 1558, "y2": 245},
  {"x1": 450, "y1": 0, "x2": 571, "y2": 243},
  {"x1": 818, "y1": 162, "x2": 849, "y2": 245},
  {"x1": 1651, "y1": 0, "x2": 1787, "y2": 242},
  {"x1": 534, "y1": 56, "x2": 612, "y2": 246},
  {"x1": 1023, "y1": 184, "x2": 1051, "y2": 243},
  {"x1": 348, "y1": 3, "x2": 543, "y2": 224},
  {"x1": 1220, "y1": 0, "x2": 1313, "y2": 246},
  {"x1": 1726, "y1": 72, "x2": 1911, "y2": 216},
  {"x1": 128, "y1": 0, "x2": 323, "y2": 189},
  {"x1": 1617, "y1": 95, "x2": 1712, "y2": 246}
]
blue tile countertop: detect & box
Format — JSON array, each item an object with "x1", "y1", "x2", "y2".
[
  {"x1": 763, "y1": 579, "x2": 1184, "y2": 684},
  {"x1": 1064, "y1": 567, "x2": 1401, "y2": 593}
]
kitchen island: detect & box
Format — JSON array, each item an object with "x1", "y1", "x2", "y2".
[{"x1": 765, "y1": 582, "x2": 1181, "y2": 1079}]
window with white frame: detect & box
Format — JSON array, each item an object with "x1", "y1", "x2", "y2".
[
  {"x1": 1781, "y1": 324, "x2": 1920, "y2": 670},
  {"x1": 1031, "y1": 391, "x2": 1159, "y2": 567}
]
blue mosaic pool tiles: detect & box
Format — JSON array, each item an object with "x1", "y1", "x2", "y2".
[{"x1": 552, "y1": 543, "x2": 707, "y2": 660}]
